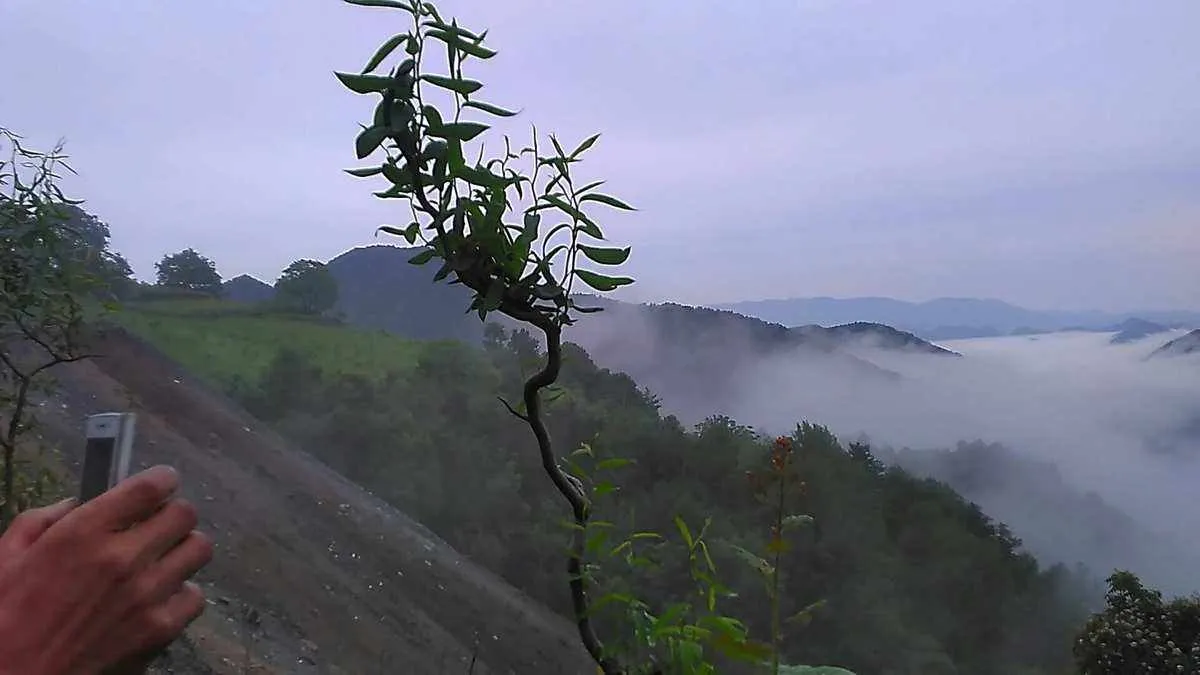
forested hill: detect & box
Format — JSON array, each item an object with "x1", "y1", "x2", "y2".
[
  {"x1": 110, "y1": 297, "x2": 1096, "y2": 674},
  {"x1": 886, "y1": 440, "x2": 1200, "y2": 595}
]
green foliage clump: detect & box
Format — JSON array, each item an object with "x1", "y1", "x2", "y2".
[
  {"x1": 1074, "y1": 570, "x2": 1200, "y2": 674},
  {"x1": 155, "y1": 247, "x2": 222, "y2": 295},
  {"x1": 274, "y1": 259, "x2": 338, "y2": 315},
  {"x1": 0, "y1": 127, "x2": 102, "y2": 528}
]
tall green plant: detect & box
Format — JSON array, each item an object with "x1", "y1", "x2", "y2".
[
  {"x1": 0, "y1": 127, "x2": 97, "y2": 529},
  {"x1": 338, "y1": 1, "x2": 636, "y2": 670}
]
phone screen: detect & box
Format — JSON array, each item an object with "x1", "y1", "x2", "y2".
[{"x1": 80, "y1": 435, "x2": 117, "y2": 502}]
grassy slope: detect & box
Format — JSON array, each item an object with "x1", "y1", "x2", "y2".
[{"x1": 114, "y1": 298, "x2": 424, "y2": 385}]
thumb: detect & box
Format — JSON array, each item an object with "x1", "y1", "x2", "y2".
[{"x1": 0, "y1": 498, "x2": 77, "y2": 557}]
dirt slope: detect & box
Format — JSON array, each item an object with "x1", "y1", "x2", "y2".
[{"x1": 37, "y1": 326, "x2": 592, "y2": 675}]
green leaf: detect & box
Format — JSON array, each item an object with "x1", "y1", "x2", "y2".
[
  {"x1": 523, "y1": 211, "x2": 541, "y2": 232},
  {"x1": 373, "y1": 185, "x2": 411, "y2": 198},
  {"x1": 422, "y1": 104, "x2": 444, "y2": 131},
  {"x1": 362, "y1": 34, "x2": 409, "y2": 73},
  {"x1": 425, "y1": 28, "x2": 497, "y2": 59},
  {"x1": 431, "y1": 122, "x2": 489, "y2": 143},
  {"x1": 574, "y1": 179, "x2": 605, "y2": 195},
  {"x1": 539, "y1": 194, "x2": 600, "y2": 236},
  {"x1": 344, "y1": 0, "x2": 414, "y2": 9},
  {"x1": 376, "y1": 223, "x2": 420, "y2": 244},
  {"x1": 462, "y1": 100, "x2": 519, "y2": 117},
  {"x1": 674, "y1": 516, "x2": 694, "y2": 551},
  {"x1": 595, "y1": 457, "x2": 633, "y2": 471},
  {"x1": 420, "y1": 74, "x2": 483, "y2": 96},
  {"x1": 335, "y1": 72, "x2": 394, "y2": 94},
  {"x1": 579, "y1": 192, "x2": 635, "y2": 211},
  {"x1": 593, "y1": 481, "x2": 618, "y2": 497},
  {"x1": 578, "y1": 245, "x2": 630, "y2": 266},
  {"x1": 355, "y1": 126, "x2": 389, "y2": 159},
  {"x1": 344, "y1": 165, "x2": 384, "y2": 177},
  {"x1": 570, "y1": 133, "x2": 601, "y2": 158},
  {"x1": 573, "y1": 269, "x2": 633, "y2": 292},
  {"x1": 456, "y1": 164, "x2": 507, "y2": 189},
  {"x1": 381, "y1": 161, "x2": 411, "y2": 187},
  {"x1": 408, "y1": 248, "x2": 436, "y2": 265},
  {"x1": 421, "y1": 19, "x2": 482, "y2": 41},
  {"x1": 784, "y1": 599, "x2": 828, "y2": 628}
]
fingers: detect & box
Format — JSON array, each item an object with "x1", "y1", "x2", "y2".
[
  {"x1": 148, "y1": 581, "x2": 206, "y2": 644},
  {"x1": 74, "y1": 466, "x2": 180, "y2": 532},
  {"x1": 101, "y1": 582, "x2": 207, "y2": 673},
  {"x1": 120, "y1": 499, "x2": 199, "y2": 573},
  {"x1": 0, "y1": 498, "x2": 77, "y2": 555},
  {"x1": 128, "y1": 530, "x2": 213, "y2": 607}
]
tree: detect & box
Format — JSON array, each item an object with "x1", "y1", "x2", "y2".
[
  {"x1": 53, "y1": 203, "x2": 135, "y2": 300},
  {"x1": 275, "y1": 259, "x2": 338, "y2": 315},
  {"x1": 1074, "y1": 571, "x2": 1200, "y2": 673},
  {"x1": 0, "y1": 127, "x2": 99, "y2": 528},
  {"x1": 155, "y1": 247, "x2": 221, "y2": 294}
]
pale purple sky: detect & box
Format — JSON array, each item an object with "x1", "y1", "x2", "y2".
[{"x1": 2, "y1": 0, "x2": 1197, "y2": 311}]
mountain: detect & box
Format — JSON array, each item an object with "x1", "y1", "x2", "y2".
[
  {"x1": 562, "y1": 300, "x2": 934, "y2": 423},
  {"x1": 1147, "y1": 329, "x2": 1200, "y2": 359},
  {"x1": 720, "y1": 296, "x2": 1200, "y2": 341},
  {"x1": 319, "y1": 247, "x2": 957, "y2": 366},
  {"x1": 220, "y1": 274, "x2": 274, "y2": 303},
  {"x1": 1109, "y1": 318, "x2": 1170, "y2": 344},
  {"x1": 793, "y1": 321, "x2": 961, "y2": 356},
  {"x1": 325, "y1": 245, "x2": 482, "y2": 343}
]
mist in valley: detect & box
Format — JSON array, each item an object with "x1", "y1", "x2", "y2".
[{"x1": 569, "y1": 308, "x2": 1200, "y2": 596}]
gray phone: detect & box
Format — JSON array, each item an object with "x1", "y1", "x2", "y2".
[{"x1": 80, "y1": 412, "x2": 137, "y2": 502}]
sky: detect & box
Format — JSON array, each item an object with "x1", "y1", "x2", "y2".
[{"x1": 2, "y1": 0, "x2": 1197, "y2": 312}]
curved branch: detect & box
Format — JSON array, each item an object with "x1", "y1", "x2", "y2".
[{"x1": 521, "y1": 321, "x2": 621, "y2": 674}]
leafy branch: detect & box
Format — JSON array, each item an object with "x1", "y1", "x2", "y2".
[
  {"x1": 0, "y1": 128, "x2": 98, "y2": 529},
  {"x1": 337, "y1": 1, "x2": 635, "y2": 670}
]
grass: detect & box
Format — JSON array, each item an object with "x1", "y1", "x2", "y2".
[{"x1": 112, "y1": 298, "x2": 424, "y2": 386}]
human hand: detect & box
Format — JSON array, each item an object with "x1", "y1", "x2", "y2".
[{"x1": 0, "y1": 465, "x2": 213, "y2": 675}]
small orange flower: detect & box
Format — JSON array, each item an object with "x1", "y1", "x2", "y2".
[{"x1": 769, "y1": 436, "x2": 793, "y2": 471}]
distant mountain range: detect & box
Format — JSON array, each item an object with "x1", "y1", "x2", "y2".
[
  {"x1": 221, "y1": 247, "x2": 1195, "y2": 387},
  {"x1": 720, "y1": 297, "x2": 1200, "y2": 341}
]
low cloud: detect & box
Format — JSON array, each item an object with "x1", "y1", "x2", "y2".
[{"x1": 571, "y1": 309, "x2": 1200, "y2": 593}]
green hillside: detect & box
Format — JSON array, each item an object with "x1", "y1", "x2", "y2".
[{"x1": 113, "y1": 298, "x2": 425, "y2": 386}]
